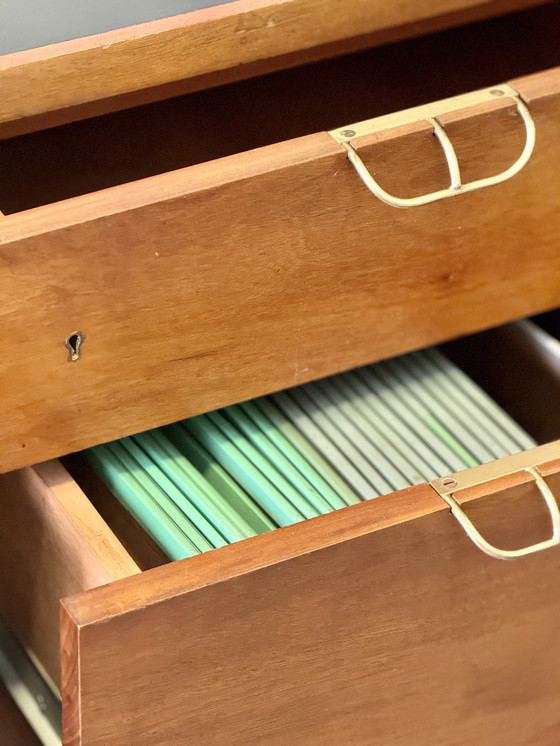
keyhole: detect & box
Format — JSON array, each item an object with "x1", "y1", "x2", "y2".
[{"x1": 65, "y1": 331, "x2": 85, "y2": 362}]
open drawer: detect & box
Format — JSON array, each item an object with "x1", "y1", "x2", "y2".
[
  {"x1": 0, "y1": 0, "x2": 551, "y2": 131},
  {"x1": 2, "y1": 327, "x2": 560, "y2": 745},
  {"x1": 1, "y1": 4, "x2": 560, "y2": 475}
]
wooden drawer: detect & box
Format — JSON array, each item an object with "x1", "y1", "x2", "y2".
[
  {"x1": 1, "y1": 4, "x2": 560, "y2": 475},
  {"x1": 0, "y1": 321, "x2": 559, "y2": 745},
  {"x1": 1, "y1": 436, "x2": 560, "y2": 744},
  {"x1": 0, "y1": 0, "x2": 551, "y2": 132}
]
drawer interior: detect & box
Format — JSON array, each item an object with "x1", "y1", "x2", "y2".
[
  {"x1": 0, "y1": 617, "x2": 61, "y2": 744},
  {"x1": 0, "y1": 2, "x2": 559, "y2": 214},
  {"x1": 61, "y1": 317, "x2": 560, "y2": 570},
  {"x1": 444, "y1": 314, "x2": 560, "y2": 444}
]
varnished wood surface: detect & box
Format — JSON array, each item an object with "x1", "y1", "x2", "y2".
[
  {"x1": 0, "y1": 70, "x2": 559, "y2": 473},
  {"x1": 0, "y1": 683, "x2": 41, "y2": 746},
  {"x1": 61, "y1": 461, "x2": 560, "y2": 745},
  {"x1": 0, "y1": 461, "x2": 139, "y2": 684},
  {"x1": 0, "y1": 0, "x2": 549, "y2": 128}
]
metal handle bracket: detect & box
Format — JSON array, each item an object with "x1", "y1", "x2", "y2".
[
  {"x1": 430, "y1": 441, "x2": 560, "y2": 560},
  {"x1": 328, "y1": 84, "x2": 535, "y2": 208}
]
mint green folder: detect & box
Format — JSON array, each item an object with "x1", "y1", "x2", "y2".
[
  {"x1": 87, "y1": 444, "x2": 201, "y2": 560},
  {"x1": 238, "y1": 401, "x2": 359, "y2": 510},
  {"x1": 251, "y1": 397, "x2": 360, "y2": 507},
  {"x1": 357, "y1": 366, "x2": 475, "y2": 471},
  {"x1": 399, "y1": 352, "x2": 511, "y2": 459},
  {"x1": 117, "y1": 437, "x2": 225, "y2": 549},
  {"x1": 272, "y1": 390, "x2": 379, "y2": 501},
  {"x1": 223, "y1": 404, "x2": 335, "y2": 515},
  {"x1": 288, "y1": 387, "x2": 393, "y2": 495},
  {"x1": 422, "y1": 348, "x2": 536, "y2": 452},
  {"x1": 317, "y1": 376, "x2": 428, "y2": 485},
  {"x1": 415, "y1": 349, "x2": 516, "y2": 456},
  {"x1": 386, "y1": 356, "x2": 496, "y2": 464},
  {"x1": 342, "y1": 370, "x2": 449, "y2": 480},
  {"x1": 164, "y1": 423, "x2": 276, "y2": 534},
  {"x1": 304, "y1": 380, "x2": 410, "y2": 492},
  {"x1": 182, "y1": 416, "x2": 305, "y2": 526},
  {"x1": 203, "y1": 410, "x2": 319, "y2": 519},
  {"x1": 133, "y1": 431, "x2": 256, "y2": 544}
]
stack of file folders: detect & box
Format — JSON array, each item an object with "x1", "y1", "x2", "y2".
[{"x1": 86, "y1": 347, "x2": 536, "y2": 560}]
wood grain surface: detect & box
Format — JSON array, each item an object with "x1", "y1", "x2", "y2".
[
  {"x1": 0, "y1": 0, "x2": 549, "y2": 128},
  {"x1": 0, "y1": 69, "x2": 559, "y2": 474},
  {"x1": 60, "y1": 458, "x2": 560, "y2": 745},
  {"x1": 0, "y1": 461, "x2": 139, "y2": 684}
]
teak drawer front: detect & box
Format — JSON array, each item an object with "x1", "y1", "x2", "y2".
[
  {"x1": 1, "y1": 68, "x2": 560, "y2": 474},
  {"x1": 58, "y1": 448, "x2": 560, "y2": 745},
  {"x1": 2, "y1": 443, "x2": 560, "y2": 744}
]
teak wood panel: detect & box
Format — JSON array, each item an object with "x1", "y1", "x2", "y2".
[
  {"x1": 61, "y1": 460, "x2": 560, "y2": 745},
  {"x1": 0, "y1": 461, "x2": 139, "y2": 684},
  {"x1": 0, "y1": 0, "x2": 548, "y2": 129},
  {"x1": 0, "y1": 69, "x2": 559, "y2": 474}
]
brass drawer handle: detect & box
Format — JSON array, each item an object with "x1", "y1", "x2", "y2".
[
  {"x1": 329, "y1": 84, "x2": 536, "y2": 208},
  {"x1": 431, "y1": 442, "x2": 560, "y2": 560}
]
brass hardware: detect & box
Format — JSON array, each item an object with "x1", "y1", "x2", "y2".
[
  {"x1": 329, "y1": 84, "x2": 536, "y2": 208},
  {"x1": 430, "y1": 441, "x2": 560, "y2": 560}
]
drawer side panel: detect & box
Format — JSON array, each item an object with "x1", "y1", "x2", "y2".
[{"x1": 0, "y1": 461, "x2": 139, "y2": 684}]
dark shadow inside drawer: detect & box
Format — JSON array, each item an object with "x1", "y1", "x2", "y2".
[
  {"x1": 0, "y1": 2, "x2": 559, "y2": 214},
  {"x1": 443, "y1": 316, "x2": 560, "y2": 444}
]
